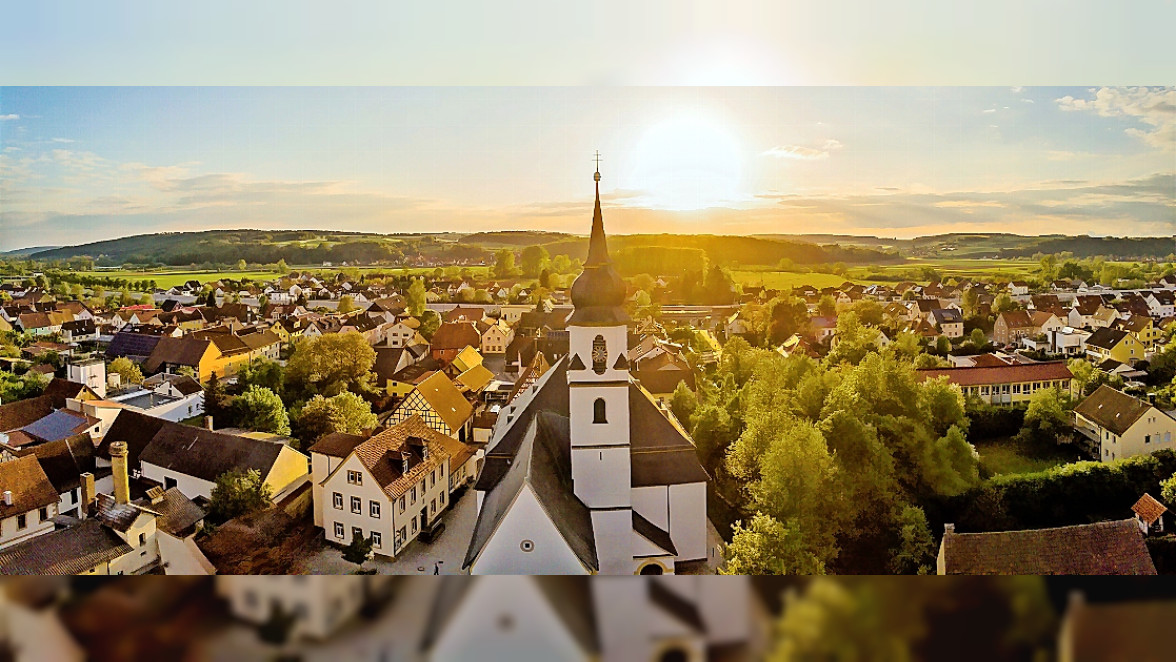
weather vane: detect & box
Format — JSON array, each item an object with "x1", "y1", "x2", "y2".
[{"x1": 593, "y1": 150, "x2": 602, "y2": 181}]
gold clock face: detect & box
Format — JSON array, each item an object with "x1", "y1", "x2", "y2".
[{"x1": 592, "y1": 342, "x2": 607, "y2": 365}]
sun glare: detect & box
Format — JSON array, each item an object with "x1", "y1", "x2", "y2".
[{"x1": 625, "y1": 116, "x2": 743, "y2": 211}]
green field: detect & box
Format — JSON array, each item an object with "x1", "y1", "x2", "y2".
[
  {"x1": 975, "y1": 437, "x2": 1078, "y2": 476},
  {"x1": 731, "y1": 257, "x2": 1051, "y2": 291},
  {"x1": 75, "y1": 270, "x2": 285, "y2": 288},
  {"x1": 730, "y1": 270, "x2": 861, "y2": 290}
]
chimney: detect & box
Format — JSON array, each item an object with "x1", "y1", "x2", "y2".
[
  {"x1": 80, "y1": 472, "x2": 96, "y2": 511},
  {"x1": 944, "y1": 523, "x2": 956, "y2": 534},
  {"x1": 204, "y1": 415, "x2": 214, "y2": 430},
  {"x1": 110, "y1": 441, "x2": 131, "y2": 505},
  {"x1": 2, "y1": 490, "x2": 11, "y2": 507}
]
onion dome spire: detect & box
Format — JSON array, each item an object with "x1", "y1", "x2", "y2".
[{"x1": 569, "y1": 158, "x2": 629, "y2": 326}]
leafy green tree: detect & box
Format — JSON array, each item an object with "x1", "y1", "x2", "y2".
[
  {"x1": 337, "y1": 294, "x2": 357, "y2": 314},
  {"x1": 669, "y1": 381, "x2": 698, "y2": 425},
  {"x1": 492, "y1": 248, "x2": 518, "y2": 278},
  {"x1": 417, "y1": 309, "x2": 441, "y2": 339},
  {"x1": 766, "y1": 296, "x2": 810, "y2": 345},
  {"x1": 203, "y1": 373, "x2": 231, "y2": 425},
  {"x1": 208, "y1": 468, "x2": 272, "y2": 523},
  {"x1": 519, "y1": 245, "x2": 550, "y2": 277},
  {"x1": 890, "y1": 505, "x2": 936, "y2": 574},
  {"x1": 1019, "y1": 386, "x2": 1071, "y2": 444},
  {"x1": 969, "y1": 327, "x2": 988, "y2": 348},
  {"x1": 0, "y1": 370, "x2": 48, "y2": 402},
  {"x1": 961, "y1": 287, "x2": 980, "y2": 318},
  {"x1": 295, "y1": 392, "x2": 378, "y2": 445},
  {"x1": 689, "y1": 404, "x2": 733, "y2": 469},
  {"x1": 1161, "y1": 472, "x2": 1176, "y2": 506},
  {"x1": 284, "y1": 333, "x2": 376, "y2": 397},
  {"x1": 342, "y1": 532, "x2": 374, "y2": 566},
  {"x1": 234, "y1": 385, "x2": 291, "y2": 435},
  {"x1": 993, "y1": 292, "x2": 1016, "y2": 313},
  {"x1": 276, "y1": 258, "x2": 289, "y2": 273},
  {"x1": 721, "y1": 514, "x2": 826, "y2": 575},
  {"x1": 109, "y1": 357, "x2": 144, "y2": 385},
  {"x1": 236, "y1": 259, "x2": 247, "y2": 271},
  {"x1": 817, "y1": 294, "x2": 837, "y2": 317},
  {"x1": 406, "y1": 278, "x2": 427, "y2": 317}
]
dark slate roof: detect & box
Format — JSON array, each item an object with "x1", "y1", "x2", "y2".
[
  {"x1": 373, "y1": 347, "x2": 407, "y2": 382},
  {"x1": 633, "y1": 368, "x2": 695, "y2": 395},
  {"x1": 649, "y1": 581, "x2": 704, "y2": 631},
  {"x1": 931, "y1": 308, "x2": 964, "y2": 324},
  {"x1": 96, "y1": 409, "x2": 167, "y2": 463},
  {"x1": 0, "y1": 455, "x2": 59, "y2": 519},
  {"x1": 18, "y1": 432, "x2": 95, "y2": 494},
  {"x1": 633, "y1": 511, "x2": 677, "y2": 556},
  {"x1": 940, "y1": 519, "x2": 1156, "y2": 575},
  {"x1": 138, "y1": 425, "x2": 288, "y2": 483},
  {"x1": 20, "y1": 409, "x2": 96, "y2": 444},
  {"x1": 464, "y1": 411, "x2": 597, "y2": 571},
  {"x1": 42, "y1": 378, "x2": 88, "y2": 407},
  {"x1": 308, "y1": 432, "x2": 369, "y2": 458},
  {"x1": 0, "y1": 518, "x2": 133, "y2": 575},
  {"x1": 152, "y1": 487, "x2": 205, "y2": 537},
  {"x1": 105, "y1": 330, "x2": 162, "y2": 360},
  {"x1": 0, "y1": 395, "x2": 55, "y2": 432},
  {"x1": 1074, "y1": 385, "x2": 1159, "y2": 436},
  {"x1": 1086, "y1": 327, "x2": 1130, "y2": 351}
]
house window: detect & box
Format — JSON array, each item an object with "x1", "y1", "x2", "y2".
[
  {"x1": 440, "y1": 490, "x2": 446, "y2": 505},
  {"x1": 352, "y1": 526, "x2": 363, "y2": 542},
  {"x1": 351, "y1": 496, "x2": 362, "y2": 514},
  {"x1": 165, "y1": 476, "x2": 178, "y2": 490},
  {"x1": 593, "y1": 398, "x2": 607, "y2": 424},
  {"x1": 347, "y1": 470, "x2": 362, "y2": 486},
  {"x1": 411, "y1": 519, "x2": 418, "y2": 534},
  {"x1": 371, "y1": 531, "x2": 382, "y2": 549},
  {"x1": 333, "y1": 492, "x2": 343, "y2": 509},
  {"x1": 139, "y1": 533, "x2": 146, "y2": 546},
  {"x1": 334, "y1": 522, "x2": 345, "y2": 539},
  {"x1": 38, "y1": 507, "x2": 48, "y2": 522},
  {"x1": 16, "y1": 514, "x2": 26, "y2": 530},
  {"x1": 430, "y1": 499, "x2": 436, "y2": 515},
  {"x1": 410, "y1": 487, "x2": 416, "y2": 502},
  {"x1": 396, "y1": 527, "x2": 406, "y2": 549},
  {"x1": 399, "y1": 496, "x2": 406, "y2": 512},
  {"x1": 370, "y1": 501, "x2": 381, "y2": 518}
]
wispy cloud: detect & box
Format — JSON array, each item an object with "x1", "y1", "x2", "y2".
[
  {"x1": 761, "y1": 139, "x2": 843, "y2": 160},
  {"x1": 0, "y1": 114, "x2": 19, "y2": 121},
  {"x1": 1057, "y1": 86, "x2": 1176, "y2": 150}
]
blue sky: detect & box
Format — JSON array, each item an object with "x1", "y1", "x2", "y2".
[{"x1": 1, "y1": 86, "x2": 1173, "y2": 251}]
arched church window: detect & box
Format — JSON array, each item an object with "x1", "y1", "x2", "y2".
[
  {"x1": 593, "y1": 398, "x2": 607, "y2": 424},
  {"x1": 591, "y1": 335, "x2": 608, "y2": 374},
  {"x1": 639, "y1": 562, "x2": 664, "y2": 575},
  {"x1": 658, "y1": 648, "x2": 689, "y2": 662}
]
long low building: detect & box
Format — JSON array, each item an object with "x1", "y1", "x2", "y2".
[{"x1": 916, "y1": 360, "x2": 1074, "y2": 405}]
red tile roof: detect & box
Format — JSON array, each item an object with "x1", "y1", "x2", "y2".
[{"x1": 916, "y1": 361, "x2": 1072, "y2": 387}]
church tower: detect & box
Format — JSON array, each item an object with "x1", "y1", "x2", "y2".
[{"x1": 567, "y1": 164, "x2": 634, "y2": 574}]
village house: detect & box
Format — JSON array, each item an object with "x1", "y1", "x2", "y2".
[
  {"x1": 429, "y1": 322, "x2": 482, "y2": 365},
  {"x1": 930, "y1": 308, "x2": 964, "y2": 338},
  {"x1": 993, "y1": 310, "x2": 1035, "y2": 346},
  {"x1": 387, "y1": 371, "x2": 475, "y2": 441},
  {"x1": 1084, "y1": 327, "x2": 1146, "y2": 366},
  {"x1": 916, "y1": 360, "x2": 1073, "y2": 405},
  {"x1": 0, "y1": 455, "x2": 59, "y2": 550},
  {"x1": 937, "y1": 519, "x2": 1155, "y2": 575},
  {"x1": 1073, "y1": 385, "x2": 1176, "y2": 463},
  {"x1": 1057, "y1": 592, "x2": 1175, "y2": 662}
]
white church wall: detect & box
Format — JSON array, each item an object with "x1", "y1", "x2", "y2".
[
  {"x1": 632, "y1": 485, "x2": 670, "y2": 530},
  {"x1": 570, "y1": 446, "x2": 631, "y2": 508},
  {"x1": 471, "y1": 485, "x2": 588, "y2": 575},
  {"x1": 669, "y1": 482, "x2": 708, "y2": 562}
]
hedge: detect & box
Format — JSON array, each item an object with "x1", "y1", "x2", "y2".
[
  {"x1": 965, "y1": 403, "x2": 1026, "y2": 441},
  {"x1": 928, "y1": 449, "x2": 1176, "y2": 534}
]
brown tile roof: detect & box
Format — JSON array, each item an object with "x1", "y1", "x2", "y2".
[
  {"x1": 351, "y1": 416, "x2": 450, "y2": 499},
  {"x1": 1132, "y1": 493, "x2": 1167, "y2": 526},
  {"x1": 0, "y1": 395, "x2": 55, "y2": 432},
  {"x1": 917, "y1": 361, "x2": 1072, "y2": 387},
  {"x1": 997, "y1": 310, "x2": 1034, "y2": 329},
  {"x1": 1063, "y1": 599, "x2": 1176, "y2": 662},
  {"x1": 1074, "y1": 385, "x2": 1157, "y2": 436},
  {"x1": 0, "y1": 455, "x2": 59, "y2": 518},
  {"x1": 16, "y1": 432, "x2": 95, "y2": 494},
  {"x1": 142, "y1": 336, "x2": 212, "y2": 373},
  {"x1": 940, "y1": 519, "x2": 1156, "y2": 575},
  {"x1": 430, "y1": 321, "x2": 481, "y2": 350},
  {"x1": 0, "y1": 518, "x2": 132, "y2": 575},
  {"x1": 151, "y1": 487, "x2": 205, "y2": 537},
  {"x1": 308, "y1": 431, "x2": 369, "y2": 458}
]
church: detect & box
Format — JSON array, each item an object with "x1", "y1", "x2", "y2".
[{"x1": 463, "y1": 168, "x2": 712, "y2": 575}]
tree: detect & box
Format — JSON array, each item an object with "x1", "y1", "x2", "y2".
[
  {"x1": 669, "y1": 381, "x2": 698, "y2": 425},
  {"x1": 817, "y1": 294, "x2": 837, "y2": 317},
  {"x1": 342, "y1": 532, "x2": 374, "y2": 566},
  {"x1": 203, "y1": 373, "x2": 231, "y2": 425},
  {"x1": 890, "y1": 505, "x2": 936, "y2": 574},
  {"x1": 405, "y1": 278, "x2": 427, "y2": 317},
  {"x1": 337, "y1": 294, "x2": 357, "y2": 314},
  {"x1": 276, "y1": 258, "x2": 289, "y2": 273},
  {"x1": 236, "y1": 357, "x2": 285, "y2": 393},
  {"x1": 934, "y1": 335, "x2": 952, "y2": 354},
  {"x1": 492, "y1": 248, "x2": 518, "y2": 279},
  {"x1": 721, "y1": 514, "x2": 826, "y2": 575},
  {"x1": 1161, "y1": 472, "x2": 1176, "y2": 506},
  {"x1": 177, "y1": 365, "x2": 198, "y2": 379},
  {"x1": 234, "y1": 385, "x2": 291, "y2": 435},
  {"x1": 519, "y1": 245, "x2": 550, "y2": 277},
  {"x1": 296, "y1": 391, "x2": 378, "y2": 444},
  {"x1": 108, "y1": 357, "x2": 144, "y2": 385},
  {"x1": 208, "y1": 468, "x2": 272, "y2": 522},
  {"x1": 417, "y1": 309, "x2": 441, "y2": 339},
  {"x1": 0, "y1": 370, "x2": 48, "y2": 403},
  {"x1": 961, "y1": 287, "x2": 980, "y2": 318},
  {"x1": 236, "y1": 259, "x2": 247, "y2": 271},
  {"x1": 969, "y1": 327, "x2": 988, "y2": 348},
  {"x1": 1019, "y1": 386, "x2": 1070, "y2": 444},
  {"x1": 284, "y1": 333, "x2": 376, "y2": 397},
  {"x1": 993, "y1": 292, "x2": 1016, "y2": 313}
]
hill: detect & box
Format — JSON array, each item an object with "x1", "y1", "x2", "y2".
[{"x1": 1, "y1": 245, "x2": 63, "y2": 256}]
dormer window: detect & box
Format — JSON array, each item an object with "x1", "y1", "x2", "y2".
[{"x1": 592, "y1": 335, "x2": 607, "y2": 374}]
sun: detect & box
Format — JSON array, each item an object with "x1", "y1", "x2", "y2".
[{"x1": 624, "y1": 115, "x2": 743, "y2": 211}]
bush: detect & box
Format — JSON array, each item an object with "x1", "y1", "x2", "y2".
[
  {"x1": 937, "y1": 449, "x2": 1176, "y2": 533},
  {"x1": 965, "y1": 401, "x2": 1026, "y2": 441}
]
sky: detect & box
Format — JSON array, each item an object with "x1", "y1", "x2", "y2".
[{"x1": 0, "y1": 86, "x2": 1173, "y2": 252}]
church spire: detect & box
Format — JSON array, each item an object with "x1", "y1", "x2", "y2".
[{"x1": 586, "y1": 155, "x2": 609, "y2": 266}]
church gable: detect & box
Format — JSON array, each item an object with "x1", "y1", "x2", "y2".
[{"x1": 471, "y1": 484, "x2": 590, "y2": 575}]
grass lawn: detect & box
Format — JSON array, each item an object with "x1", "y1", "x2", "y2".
[
  {"x1": 974, "y1": 436, "x2": 1080, "y2": 476},
  {"x1": 75, "y1": 269, "x2": 284, "y2": 288}
]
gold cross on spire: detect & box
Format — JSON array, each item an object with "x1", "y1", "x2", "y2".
[{"x1": 593, "y1": 150, "x2": 602, "y2": 182}]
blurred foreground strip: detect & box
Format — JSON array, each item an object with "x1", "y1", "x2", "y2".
[{"x1": 3, "y1": 575, "x2": 1175, "y2": 661}]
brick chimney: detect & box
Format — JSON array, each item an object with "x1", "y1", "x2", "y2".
[
  {"x1": 80, "y1": 472, "x2": 96, "y2": 512},
  {"x1": 944, "y1": 523, "x2": 956, "y2": 534},
  {"x1": 110, "y1": 441, "x2": 131, "y2": 505}
]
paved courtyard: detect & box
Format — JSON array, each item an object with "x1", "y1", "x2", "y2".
[{"x1": 305, "y1": 485, "x2": 479, "y2": 575}]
